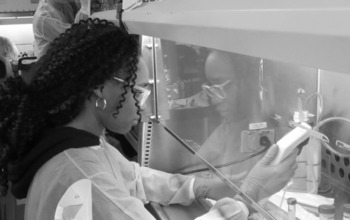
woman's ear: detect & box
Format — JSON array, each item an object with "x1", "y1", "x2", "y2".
[{"x1": 93, "y1": 85, "x2": 105, "y2": 99}]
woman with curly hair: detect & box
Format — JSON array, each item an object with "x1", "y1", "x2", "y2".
[{"x1": 0, "y1": 18, "x2": 297, "y2": 220}]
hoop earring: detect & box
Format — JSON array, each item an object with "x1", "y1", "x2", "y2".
[{"x1": 96, "y1": 98, "x2": 107, "y2": 110}]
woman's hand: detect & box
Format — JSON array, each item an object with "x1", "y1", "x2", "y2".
[
  {"x1": 196, "y1": 197, "x2": 248, "y2": 220},
  {"x1": 240, "y1": 144, "x2": 298, "y2": 202}
]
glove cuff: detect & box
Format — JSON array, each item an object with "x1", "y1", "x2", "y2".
[
  {"x1": 239, "y1": 180, "x2": 262, "y2": 202},
  {"x1": 193, "y1": 178, "x2": 211, "y2": 199}
]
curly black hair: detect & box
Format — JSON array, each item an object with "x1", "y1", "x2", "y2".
[{"x1": 0, "y1": 18, "x2": 141, "y2": 196}]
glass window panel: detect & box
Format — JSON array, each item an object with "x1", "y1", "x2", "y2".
[{"x1": 140, "y1": 36, "x2": 350, "y2": 219}]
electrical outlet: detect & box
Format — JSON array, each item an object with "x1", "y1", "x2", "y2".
[{"x1": 241, "y1": 129, "x2": 275, "y2": 153}]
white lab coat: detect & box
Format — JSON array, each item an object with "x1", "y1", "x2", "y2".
[
  {"x1": 25, "y1": 135, "x2": 249, "y2": 220},
  {"x1": 25, "y1": 137, "x2": 196, "y2": 220},
  {"x1": 32, "y1": 0, "x2": 81, "y2": 58}
]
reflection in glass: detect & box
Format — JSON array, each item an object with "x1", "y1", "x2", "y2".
[{"x1": 142, "y1": 38, "x2": 350, "y2": 218}]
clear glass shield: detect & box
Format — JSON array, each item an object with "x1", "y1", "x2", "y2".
[{"x1": 140, "y1": 36, "x2": 350, "y2": 219}]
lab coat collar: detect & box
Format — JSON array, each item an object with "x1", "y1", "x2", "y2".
[{"x1": 8, "y1": 126, "x2": 99, "y2": 199}]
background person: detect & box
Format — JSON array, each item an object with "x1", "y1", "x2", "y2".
[
  {"x1": 33, "y1": 0, "x2": 93, "y2": 58},
  {"x1": 0, "y1": 56, "x2": 12, "y2": 81},
  {"x1": 0, "y1": 36, "x2": 19, "y2": 80},
  {"x1": 182, "y1": 50, "x2": 266, "y2": 183},
  {"x1": 0, "y1": 19, "x2": 297, "y2": 219}
]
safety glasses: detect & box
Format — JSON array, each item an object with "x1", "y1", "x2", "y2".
[
  {"x1": 201, "y1": 80, "x2": 232, "y2": 101},
  {"x1": 113, "y1": 77, "x2": 151, "y2": 106}
]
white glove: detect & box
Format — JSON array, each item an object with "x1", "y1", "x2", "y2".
[
  {"x1": 193, "y1": 177, "x2": 238, "y2": 201},
  {"x1": 240, "y1": 144, "x2": 298, "y2": 202},
  {"x1": 195, "y1": 198, "x2": 248, "y2": 220}
]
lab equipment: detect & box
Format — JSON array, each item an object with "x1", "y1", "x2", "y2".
[
  {"x1": 271, "y1": 122, "x2": 312, "y2": 165},
  {"x1": 110, "y1": 1, "x2": 350, "y2": 218},
  {"x1": 343, "y1": 204, "x2": 350, "y2": 220},
  {"x1": 287, "y1": 198, "x2": 297, "y2": 220},
  {"x1": 313, "y1": 117, "x2": 350, "y2": 157},
  {"x1": 269, "y1": 192, "x2": 321, "y2": 220},
  {"x1": 318, "y1": 204, "x2": 335, "y2": 220}
]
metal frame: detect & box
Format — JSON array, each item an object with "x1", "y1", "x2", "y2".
[
  {"x1": 137, "y1": 121, "x2": 154, "y2": 167},
  {"x1": 123, "y1": 0, "x2": 350, "y2": 74}
]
